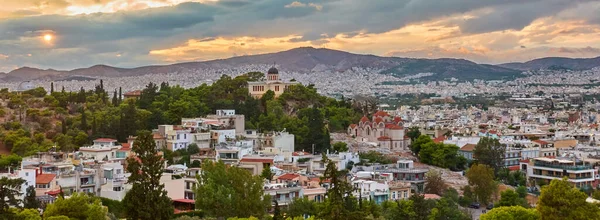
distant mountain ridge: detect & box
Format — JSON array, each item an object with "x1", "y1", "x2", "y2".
[
  {"x1": 499, "y1": 56, "x2": 600, "y2": 70},
  {"x1": 1, "y1": 47, "x2": 599, "y2": 82}
]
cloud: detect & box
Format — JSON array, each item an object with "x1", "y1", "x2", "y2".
[
  {"x1": 550, "y1": 46, "x2": 600, "y2": 54},
  {"x1": 0, "y1": 0, "x2": 600, "y2": 72}
]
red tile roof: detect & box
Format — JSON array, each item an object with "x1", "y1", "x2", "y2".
[
  {"x1": 124, "y1": 90, "x2": 142, "y2": 96},
  {"x1": 292, "y1": 151, "x2": 311, "y2": 156},
  {"x1": 36, "y1": 174, "x2": 56, "y2": 184},
  {"x1": 423, "y1": 194, "x2": 441, "y2": 200},
  {"x1": 153, "y1": 133, "x2": 165, "y2": 139},
  {"x1": 533, "y1": 140, "x2": 549, "y2": 145},
  {"x1": 95, "y1": 138, "x2": 117, "y2": 142},
  {"x1": 349, "y1": 124, "x2": 357, "y2": 129},
  {"x1": 240, "y1": 158, "x2": 274, "y2": 163},
  {"x1": 460, "y1": 144, "x2": 476, "y2": 152},
  {"x1": 278, "y1": 173, "x2": 300, "y2": 180},
  {"x1": 393, "y1": 116, "x2": 402, "y2": 123},
  {"x1": 46, "y1": 189, "x2": 62, "y2": 196},
  {"x1": 433, "y1": 136, "x2": 446, "y2": 143},
  {"x1": 385, "y1": 124, "x2": 403, "y2": 130},
  {"x1": 360, "y1": 116, "x2": 370, "y2": 123},
  {"x1": 374, "y1": 117, "x2": 383, "y2": 124},
  {"x1": 120, "y1": 143, "x2": 131, "y2": 151}
]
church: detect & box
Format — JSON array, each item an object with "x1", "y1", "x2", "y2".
[
  {"x1": 248, "y1": 67, "x2": 299, "y2": 98},
  {"x1": 348, "y1": 111, "x2": 411, "y2": 152}
]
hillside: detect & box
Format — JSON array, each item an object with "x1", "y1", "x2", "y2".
[
  {"x1": 4, "y1": 47, "x2": 597, "y2": 83},
  {"x1": 499, "y1": 56, "x2": 600, "y2": 70},
  {"x1": 382, "y1": 58, "x2": 522, "y2": 81}
]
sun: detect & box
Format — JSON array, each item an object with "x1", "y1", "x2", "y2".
[{"x1": 43, "y1": 34, "x2": 53, "y2": 42}]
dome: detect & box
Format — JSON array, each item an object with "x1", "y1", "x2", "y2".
[{"x1": 267, "y1": 67, "x2": 279, "y2": 75}]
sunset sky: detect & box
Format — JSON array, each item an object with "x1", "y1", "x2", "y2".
[{"x1": 1, "y1": 0, "x2": 600, "y2": 72}]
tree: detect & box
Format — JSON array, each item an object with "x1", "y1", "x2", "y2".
[
  {"x1": 473, "y1": 137, "x2": 505, "y2": 176},
  {"x1": 0, "y1": 154, "x2": 22, "y2": 171},
  {"x1": 23, "y1": 186, "x2": 40, "y2": 209},
  {"x1": 112, "y1": 90, "x2": 118, "y2": 106},
  {"x1": 261, "y1": 166, "x2": 273, "y2": 181},
  {"x1": 43, "y1": 193, "x2": 107, "y2": 220},
  {"x1": 195, "y1": 160, "x2": 270, "y2": 218},
  {"x1": 537, "y1": 178, "x2": 600, "y2": 220},
  {"x1": 516, "y1": 186, "x2": 528, "y2": 198},
  {"x1": 466, "y1": 164, "x2": 497, "y2": 205},
  {"x1": 332, "y1": 142, "x2": 348, "y2": 153},
  {"x1": 50, "y1": 82, "x2": 54, "y2": 93},
  {"x1": 480, "y1": 206, "x2": 540, "y2": 220},
  {"x1": 497, "y1": 189, "x2": 528, "y2": 208},
  {"x1": 406, "y1": 127, "x2": 421, "y2": 142},
  {"x1": 15, "y1": 208, "x2": 42, "y2": 220},
  {"x1": 410, "y1": 135, "x2": 432, "y2": 156},
  {"x1": 0, "y1": 177, "x2": 26, "y2": 218},
  {"x1": 427, "y1": 197, "x2": 470, "y2": 220},
  {"x1": 318, "y1": 154, "x2": 356, "y2": 220},
  {"x1": 273, "y1": 200, "x2": 283, "y2": 220},
  {"x1": 123, "y1": 131, "x2": 173, "y2": 220},
  {"x1": 424, "y1": 170, "x2": 447, "y2": 195},
  {"x1": 287, "y1": 198, "x2": 317, "y2": 218}
]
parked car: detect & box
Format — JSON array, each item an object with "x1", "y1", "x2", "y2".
[
  {"x1": 469, "y1": 203, "x2": 481, "y2": 209},
  {"x1": 486, "y1": 204, "x2": 494, "y2": 210}
]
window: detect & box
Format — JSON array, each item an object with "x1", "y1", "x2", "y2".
[
  {"x1": 113, "y1": 187, "x2": 122, "y2": 191},
  {"x1": 403, "y1": 191, "x2": 407, "y2": 198},
  {"x1": 25, "y1": 172, "x2": 28, "y2": 176},
  {"x1": 184, "y1": 134, "x2": 187, "y2": 139},
  {"x1": 392, "y1": 192, "x2": 396, "y2": 199},
  {"x1": 177, "y1": 134, "x2": 180, "y2": 140},
  {"x1": 275, "y1": 86, "x2": 280, "y2": 92},
  {"x1": 37, "y1": 184, "x2": 48, "y2": 189}
]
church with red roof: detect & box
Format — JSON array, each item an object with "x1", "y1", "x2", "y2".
[{"x1": 347, "y1": 111, "x2": 410, "y2": 152}]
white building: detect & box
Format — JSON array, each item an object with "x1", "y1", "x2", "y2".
[{"x1": 79, "y1": 138, "x2": 121, "y2": 161}]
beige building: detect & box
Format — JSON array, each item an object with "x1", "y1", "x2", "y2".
[
  {"x1": 248, "y1": 67, "x2": 299, "y2": 98},
  {"x1": 348, "y1": 111, "x2": 410, "y2": 152}
]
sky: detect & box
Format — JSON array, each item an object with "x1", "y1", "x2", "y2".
[{"x1": 1, "y1": 0, "x2": 600, "y2": 72}]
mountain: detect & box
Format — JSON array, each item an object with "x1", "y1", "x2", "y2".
[
  {"x1": 499, "y1": 56, "x2": 600, "y2": 70},
  {"x1": 382, "y1": 58, "x2": 522, "y2": 81},
  {"x1": 6, "y1": 47, "x2": 594, "y2": 83}
]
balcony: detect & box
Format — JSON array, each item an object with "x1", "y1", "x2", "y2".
[{"x1": 533, "y1": 161, "x2": 593, "y2": 170}]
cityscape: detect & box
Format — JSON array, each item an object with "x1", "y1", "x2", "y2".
[{"x1": 1, "y1": 1, "x2": 600, "y2": 220}]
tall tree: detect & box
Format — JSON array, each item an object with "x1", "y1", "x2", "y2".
[
  {"x1": 112, "y1": 90, "x2": 118, "y2": 106},
  {"x1": 0, "y1": 177, "x2": 26, "y2": 218},
  {"x1": 481, "y1": 206, "x2": 540, "y2": 220},
  {"x1": 273, "y1": 200, "x2": 283, "y2": 220},
  {"x1": 23, "y1": 185, "x2": 40, "y2": 209},
  {"x1": 425, "y1": 170, "x2": 447, "y2": 195},
  {"x1": 537, "y1": 178, "x2": 600, "y2": 219},
  {"x1": 497, "y1": 189, "x2": 528, "y2": 208},
  {"x1": 318, "y1": 154, "x2": 355, "y2": 220},
  {"x1": 195, "y1": 160, "x2": 270, "y2": 218},
  {"x1": 50, "y1": 82, "x2": 54, "y2": 93},
  {"x1": 80, "y1": 107, "x2": 87, "y2": 131},
  {"x1": 466, "y1": 164, "x2": 498, "y2": 205},
  {"x1": 473, "y1": 137, "x2": 505, "y2": 175},
  {"x1": 123, "y1": 131, "x2": 173, "y2": 220},
  {"x1": 118, "y1": 87, "x2": 122, "y2": 103}
]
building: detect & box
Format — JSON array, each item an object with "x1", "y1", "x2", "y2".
[
  {"x1": 522, "y1": 157, "x2": 596, "y2": 189},
  {"x1": 382, "y1": 160, "x2": 428, "y2": 193},
  {"x1": 348, "y1": 111, "x2": 409, "y2": 152},
  {"x1": 248, "y1": 67, "x2": 299, "y2": 98},
  {"x1": 352, "y1": 180, "x2": 389, "y2": 204},
  {"x1": 458, "y1": 144, "x2": 476, "y2": 160},
  {"x1": 123, "y1": 90, "x2": 142, "y2": 99},
  {"x1": 79, "y1": 138, "x2": 121, "y2": 161},
  {"x1": 388, "y1": 181, "x2": 411, "y2": 201}
]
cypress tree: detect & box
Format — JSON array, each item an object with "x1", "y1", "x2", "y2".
[
  {"x1": 123, "y1": 131, "x2": 173, "y2": 220},
  {"x1": 112, "y1": 90, "x2": 118, "y2": 106},
  {"x1": 50, "y1": 82, "x2": 54, "y2": 93},
  {"x1": 23, "y1": 186, "x2": 40, "y2": 209},
  {"x1": 80, "y1": 107, "x2": 87, "y2": 131},
  {"x1": 118, "y1": 87, "x2": 122, "y2": 103}
]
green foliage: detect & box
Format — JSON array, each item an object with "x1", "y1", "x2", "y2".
[
  {"x1": 497, "y1": 189, "x2": 528, "y2": 208},
  {"x1": 172, "y1": 210, "x2": 205, "y2": 219},
  {"x1": 332, "y1": 142, "x2": 349, "y2": 152},
  {"x1": 260, "y1": 166, "x2": 273, "y2": 181},
  {"x1": 537, "y1": 178, "x2": 600, "y2": 220},
  {"x1": 195, "y1": 160, "x2": 270, "y2": 218},
  {"x1": 424, "y1": 170, "x2": 447, "y2": 195},
  {"x1": 516, "y1": 186, "x2": 528, "y2": 198},
  {"x1": 358, "y1": 151, "x2": 393, "y2": 164},
  {"x1": 318, "y1": 154, "x2": 357, "y2": 220},
  {"x1": 474, "y1": 137, "x2": 506, "y2": 176},
  {"x1": 22, "y1": 87, "x2": 47, "y2": 98},
  {"x1": 23, "y1": 186, "x2": 39, "y2": 209},
  {"x1": 406, "y1": 127, "x2": 421, "y2": 142},
  {"x1": 123, "y1": 131, "x2": 173, "y2": 220},
  {"x1": 43, "y1": 193, "x2": 107, "y2": 220},
  {"x1": 410, "y1": 135, "x2": 432, "y2": 156},
  {"x1": 99, "y1": 197, "x2": 126, "y2": 219},
  {"x1": 0, "y1": 176, "x2": 26, "y2": 218},
  {"x1": 418, "y1": 141, "x2": 466, "y2": 171},
  {"x1": 480, "y1": 206, "x2": 540, "y2": 220},
  {"x1": 286, "y1": 198, "x2": 318, "y2": 218},
  {"x1": 427, "y1": 197, "x2": 471, "y2": 220},
  {"x1": 14, "y1": 208, "x2": 41, "y2": 220},
  {"x1": 0, "y1": 154, "x2": 22, "y2": 171},
  {"x1": 466, "y1": 164, "x2": 498, "y2": 205}
]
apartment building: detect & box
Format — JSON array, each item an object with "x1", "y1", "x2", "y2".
[{"x1": 522, "y1": 157, "x2": 597, "y2": 189}]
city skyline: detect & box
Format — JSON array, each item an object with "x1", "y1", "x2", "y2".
[{"x1": 1, "y1": 0, "x2": 600, "y2": 72}]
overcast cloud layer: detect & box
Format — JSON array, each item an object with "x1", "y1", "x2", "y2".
[{"x1": 1, "y1": 0, "x2": 600, "y2": 72}]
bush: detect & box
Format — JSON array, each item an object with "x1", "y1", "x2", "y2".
[
  {"x1": 172, "y1": 210, "x2": 204, "y2": 218},
  {"x1": 297, "y1": 158, "x2": 310, "y2": 163}
]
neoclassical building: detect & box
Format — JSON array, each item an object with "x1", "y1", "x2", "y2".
[
  {"x1": 248, "y1": 67, "x2": 299, "y2": 98},
  {"x1": 348, "y1": 111, "x2": 410, "y2": 152}
]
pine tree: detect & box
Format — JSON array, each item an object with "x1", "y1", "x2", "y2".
[
  {"x1": 273, "y1": 200, "x2": 283, "y2": 220},
  {"x1": 0, "y1": 177, "x2": 26, "y2": 217},
  {"x1": 50, "y1": 82, "x2": 54, "y2": 94},
  {"x1": 23, "y1": 186, "x2": 40, "y2": 209},
  {"x1": 61, "y1": 119, "x2": 67, "y2": 134},
  {"x1": 319, "y1": 154, "x2": 354, "y2": 220},
  {"x1": 61, "y1": 86, "x2": 65, "y2": 93},
  {"x1": 123, "y1": 131, "x2": 173, "y2": 220}
]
